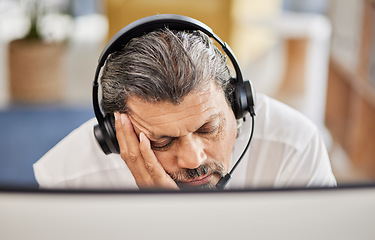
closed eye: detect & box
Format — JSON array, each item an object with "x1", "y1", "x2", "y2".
[
  {"x1": 151, "y1": 138, "x2": 176, "y2": 151},
  {"x1": 197, "y1": 125, "x2": 219, "y2": 134},
  {"x1": 196, "y1": 118, "x2": 221, "y2": 135}
]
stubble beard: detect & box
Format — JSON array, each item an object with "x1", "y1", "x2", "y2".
[{"x1": 168, "y1": 162, "x2": 226, "y2": 191}]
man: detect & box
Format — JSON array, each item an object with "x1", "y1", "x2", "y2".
[{"x1": 33, "y1": 21, "x2": 336, "y2": 190}]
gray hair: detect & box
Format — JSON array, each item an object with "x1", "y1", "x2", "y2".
[{"x1": 100, "y1": 28, "x2": 233, "y2": 114}]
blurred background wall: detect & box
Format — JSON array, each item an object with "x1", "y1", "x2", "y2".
[{"x1": 0, "y1": 0, "x2": 374, "y2": 186}]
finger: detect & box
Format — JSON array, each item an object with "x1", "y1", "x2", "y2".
[
  {"x1": 139, "y1": 132, "x2": 179, "y2": 189},
  {"x1": 114, "y1": 112, "x2": 144, "y2": 184},
  {"x1": 117, "y1": 113, "x2": 153, "y2": 187},
  {"x1": 114, "y1": 112, "x2": 128, "y2": 154}
]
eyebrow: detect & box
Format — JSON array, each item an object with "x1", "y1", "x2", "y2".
[{"x1": 149, "y1": 112, "x2": 223, "y2": 141}]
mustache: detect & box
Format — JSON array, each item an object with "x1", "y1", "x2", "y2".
[{"x1": 168, "y1": 162, "x2": 226, "y2": 183}]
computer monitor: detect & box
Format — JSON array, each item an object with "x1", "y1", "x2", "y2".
[{"x1": 0, "y1": 185, "x2": 374, "y2": 240}]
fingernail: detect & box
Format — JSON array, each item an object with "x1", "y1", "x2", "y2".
[
  {"x1": 139, "y1": 132, "x2": 149, "y2": 148},
  {"x1": 139, "y1": 132, "x2": 145, "y2": 142},
  {"x1": 114, "y1": 112, "x2": 119, "y2": 121},
  {"x1": 120, "y1": 114, "x2": 127, "y2": 125}
]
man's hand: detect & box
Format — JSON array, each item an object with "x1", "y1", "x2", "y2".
[{"x1": 114, "y1": 112, "x2": 179, "y2": 190}]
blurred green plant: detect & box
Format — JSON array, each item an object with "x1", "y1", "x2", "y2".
[
  {"x1": 25, "y1": 0, "x2": 41, "y2": 40},
  {"x1": 23, "y1": 0, "x2": 73, "y2": 41}
]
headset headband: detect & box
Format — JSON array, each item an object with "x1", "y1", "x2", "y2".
[
  {"x1": 97, "y1": 14, "x2": 242, "y2": 79},
  {"x1": 93, "y1": 14, "x2": 244, "y2": 124}
]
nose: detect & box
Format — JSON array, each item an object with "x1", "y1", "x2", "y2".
[{"x1": 176, "y1": 134, "x2": 207, "y2": 169}]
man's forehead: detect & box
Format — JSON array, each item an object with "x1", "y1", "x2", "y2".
[
  {"x1": 127, "y1": 84, "x2": 221, "y2": 121},
  {"x1": 139, "y1": 112, "x2": 223, "y2": 141},
  {"x1": 126, "y1": 85, "x2": 226, "y2": 138}
]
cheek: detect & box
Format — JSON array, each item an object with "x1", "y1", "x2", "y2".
[
  {"x1": 153, "y1": 152, "x2": 175, "y2": 172},
  {"x1": 199, "y1": 116, "x2": 238, "y2": 170},
  {"x1": 212, "y1": 124, "x2": 237, "y2": 170},
  {"x1": 218, "y1": 113, "x2": 238, "y2": 168}
]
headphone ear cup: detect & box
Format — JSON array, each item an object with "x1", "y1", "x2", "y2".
[
  {"x1": 244, "y1": 80, "x2": 256, "y2": 117},
  {"x1": 104, "y1": 113, "x2": 120, "y2": 154},
  {"x1": 232, "y1": 79, "x2": 247, "y2": 119},
  {"x1": 93, "y1": 114, "x2": 120, "y2": 154},
  {"x1": 231, "y1": 79, "x2": 256, "y2": 119}
]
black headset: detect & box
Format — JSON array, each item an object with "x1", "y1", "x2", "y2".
[{"x1": 93, "y1": 14, "x2": 255, "y2": 155}]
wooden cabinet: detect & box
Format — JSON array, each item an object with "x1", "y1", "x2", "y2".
[{"x1": 326, "y1": 0, "x2": 375, "y2": 178}]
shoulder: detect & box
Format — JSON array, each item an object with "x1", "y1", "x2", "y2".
[
  {"x1": 254, "y1": 94, "x2": 318, "y2": 149},
  {"x1": 244, "y1": 94, "x2": 336, "y2": 187},
  {"x1": 254, "y1": 93, "x2": 318, "y2": 151},
  {"x1": 33, "y1": 118, "x2": 128, "y2": 188}
]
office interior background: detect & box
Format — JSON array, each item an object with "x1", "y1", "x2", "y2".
[{"x1": 0, "y1": 0, "x2": 374, "y2": 187}]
